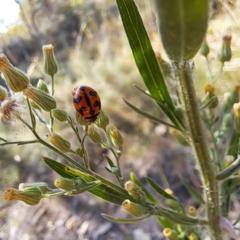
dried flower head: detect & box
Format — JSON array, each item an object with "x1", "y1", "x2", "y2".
[{"x1": 0, "y1": 93, "x2": 26, "y2": 126}]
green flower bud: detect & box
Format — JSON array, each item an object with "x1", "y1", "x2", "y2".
[
  {"x1": 187, "y1": 206, "x2": 197, "y2": 217},
  {"x1": 155, "y1": 52, "x2": 173, "y2": 79},
  {"x1": 200, "y1": 38, "x2": 210, "y2": 57},
  {"x1": 122, "y1": 199, "x2": 146, "y2": 217},
  {"x1": 108, "y1": 126, "x2": 124, "y2": 147},
  {"x1": 95, "y1": 110, "x2": 109, "y2": 130},
  {"x1": 233, "y1": 103, "x2": 240, "y2": 132},
  {"x1": 169, "y1": 128, "x2": 189, "y2": 146},
  {"x1": 0, "y1": 86, "x2": 8, "y2": 101},
  {"x1": 87, "y1": 125, "x2": 102, "y2": 144},
  {"x1": 23, "y1": 85, "x2": 56, "y2": 112},
  {"x1": 163, "y1": 228, "x2": 178, "y2": 240},
  {"x1": 174, "y1": 105, "x2": 184, "y2": 120},
  {"x1": 51, "y1": 108, "x2": 68, "y2": 122},
  {"x1": 223, "y1": 155, "x2": 235, "y2": 168},
  {"x1": 19, "y1": 182, "x2": 51, "y2": 194},
  {"x1": 124, "y1": 181, "x2": 146, "y2": 201},
  {"x1": 222, "y1": 113, "x2": 232, "y2": 130},
  {"x1": 165, "y1": 199, "x2": 183, "y2": 212},
  {"x1": 165, "y1": 188, "x2": 174, "y2": 195},
  {"x1": 204, "y1": 84, "x2": 218, "y2": 108},
  {"x1": 3, "y1": 187, "x2": 42, "y2": 206},
  {"x1": 75, "y1": 111, "x2": 89, "y2": 126},
  {"x1": 217, "y1": 35, "x2": 232, "y2": 63},
  {"x1": 0, "y1": 53, "x2": 29, "y2": 92},
  {"x1": 54, "y1": 178, "x2": 75, "y2": 192},
  {"x1": 47, "y1": 132, "x2": 71, "y2": 152},
  {"x1": 154, "y1": 0, "x2": 208, "y2": 61},
  {"x1": 42, "y1": 44, "x2": 58, "y2": 78},
  {"x1": 189, "y1": 233, "x2": 199, "y2": 240},
  {"x1": 221, "y1": 86, "x2": 240, "y2": 113},
  {"x1": 37, "y1": 79, "x2": 49, "y2": 94}
]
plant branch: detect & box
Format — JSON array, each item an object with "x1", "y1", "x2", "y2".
[{"x1": 174, "y1": 61, "x2": 222, "y2": 240}]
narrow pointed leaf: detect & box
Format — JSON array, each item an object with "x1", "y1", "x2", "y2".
[
  {"x1": 116, "y1": 0, "x2": 174, "y2": 111},
  {"x1": 43, "y1": 157, "x2": 130, "y2": 205},
  {"x1": 104, "y1": 154, "x2": 115, "y2": 167},
  {"x1": 179, "y1": 175, "x2": 205, "y2": 205},
  {"x1": 123, "y1": 98, "x2": 180, "y2": 130},
  {"x1": 217, "y1": 156, "x2": 240, "y2": 180},
  {"x1": 101, "y1": 213, "x2": 150, "y2": 223},
  {"x1": 146, "y1": 177, "x2": 178, "y2": 201}
]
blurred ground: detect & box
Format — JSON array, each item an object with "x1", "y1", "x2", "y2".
[{"x1": 0, "y1": 0, "x2": 240, "y2": 239}]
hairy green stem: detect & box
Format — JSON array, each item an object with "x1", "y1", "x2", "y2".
[{"x1": 174, "y1": 61, "x2": 222, "y2": 240}]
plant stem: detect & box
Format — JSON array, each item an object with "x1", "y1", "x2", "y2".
[{"x1": 174, "y1": 61, "x2": 222, "y2": 240}]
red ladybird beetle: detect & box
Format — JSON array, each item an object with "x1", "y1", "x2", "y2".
[{"x1": 72, "y1": 85, "x2": 101, "y2": 122}]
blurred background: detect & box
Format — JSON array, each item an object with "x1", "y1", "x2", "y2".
[{"x1": 0, "y1": 0, "x2": 240, "y2": 239}]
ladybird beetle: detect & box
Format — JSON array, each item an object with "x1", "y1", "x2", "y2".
[{"x1": 72, "y1": 85, "x2": 101, "y2": 122}]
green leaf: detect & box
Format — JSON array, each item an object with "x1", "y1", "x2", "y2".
[
  {"x1": 43, "y1": 157, "x2": 129, "y2": 205},
  {"x1": 116, "y1": 0, "x2": 174, "y2": 112},
  {"x1": 146, "y1": 177, "x2": 178, "y2": 201},
  {"x1": 104, "y1": 154, "x2": 115, "y2": 167},
  {"x1": 217, "y1": 156, "x2": 240, "y2": 181},
  {"x1": 179, "y1": 175, "x2": 205, "y2": 205},
  {"x1": 123, "y1": 98, "x2": 180, "y2": 130},
  {"x1": 101, "y1": 213, "x2": 150, "y2": 223}
]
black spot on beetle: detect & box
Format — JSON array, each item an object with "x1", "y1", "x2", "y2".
[{"x1": 74, "y1": 95, "x2": 82, "y2": 104}]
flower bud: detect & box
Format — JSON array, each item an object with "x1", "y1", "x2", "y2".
[
  {"x1": 19, "y1": 182, "x2": 51, "y2": 194},
  {"x1": 51, "y1": 108, "x2": 68, "y2": 122},
  {"x1": 47, "y1": 132, "x2": 71, "y2": 152},
  {"x1": 155, "y1": 52, "x2": 173, "y2": 79},
  {"x1": 3, "y1": 187, "x2": 42, "y2": 205},
  {"x1": 189, "y1": 233, "x2": 199, "y2": 240},
  {"x1": 217, "y1": 35, "x2": 232, "y2": 63},
  {"x1": 222, "y1": 113, "x2": 232, "y2": 130},
  {"x1": 174, "y1": 105, "x2": 184, "y2": 121},
  {"x1": 165, "y1": 199, "x2": 183, "y2": 212},
  {"x1": 233, "y1": 103, "x2": 240, "y2": 132},
  {"x1": 122, "y1": 199, "x2": 146, "y2": 217},
  {"x1": 154, "y1": 0, "x2": 208, "y2": 61},
  {"x1": 203, "y1": 84, "x2": 218, "y2": 109},
  {"x1": 163, "y1": 228, "x2": 178, "y2": 240},
  {"x1": 75, "y1": 111, "x2": 89, "y2": 126},
  {"x1": 165, "y1": 188, "x2": 174, "y2": 195},
  {"x1": 0, "y1": 86, "x2": 8, "y2": 101},
  {"x1": 42, "y1": 44, "x2": 58, "y2": 78},
  {"x1": 169, "y1": 128, "x2": 189, "y2": 146},
  {"x1": 108, "y1": 126, "x2": 123, "y2": 147},
  {"x1": 37, "y1": 79, "x2": 49, "y2": 94},
  {"x1": 223, "y1": 155, "x2": 235, "y2": 168},
  {"x1": 200, "y1": 38, "x2": 210, "y2": 57},
  {"x1": 187, "y1": 206, "x2": 197, "y2": 217},
  {"x1": 54, "y1": 178, "x2": 75, "y2": 192},
  {"x1": 87, "y1": 125, "x2": 102, "y2": 144},
  {"x1": 95, "y1": 110, "x2": 109, "y2": 130},
  {"x1": 23, "y1": 85, "x2": 56, "y2": 112},
  {"x1": 222, "y1": 86, "x2": 240, "y2": 113},
  {"x1": 124, "y1": 181, "x2": 146, "y2": 201},
  {"x1": 0, "y1": 53, "x2": 29, "y2": 92}
]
